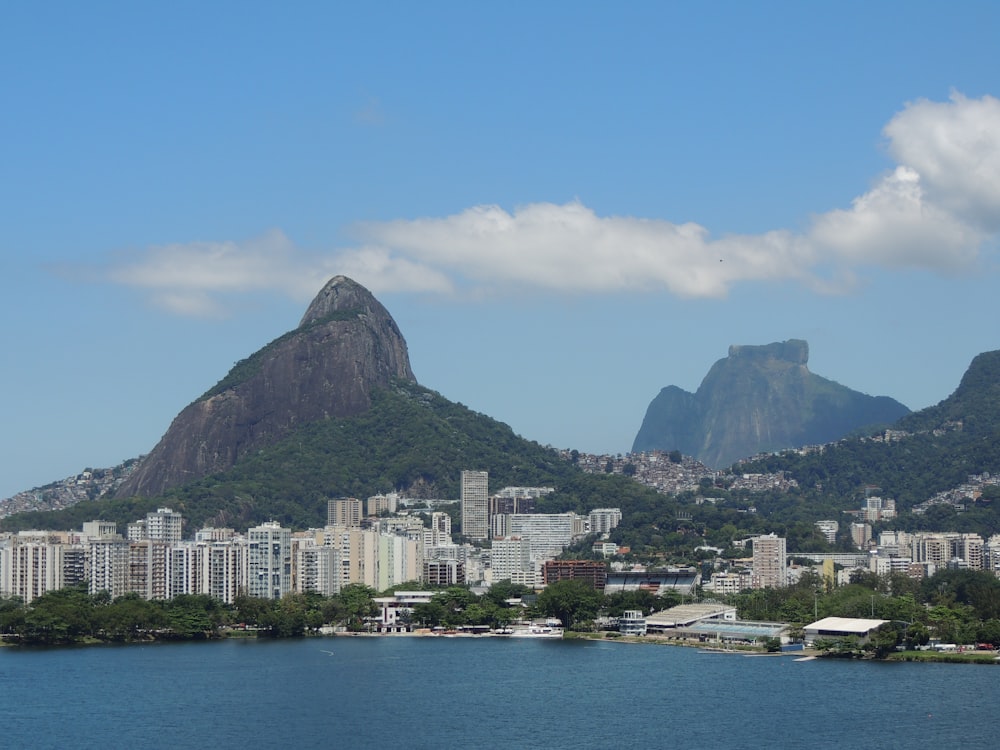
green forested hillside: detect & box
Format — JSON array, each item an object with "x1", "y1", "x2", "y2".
[
  {"x1": 742, "y1": 351, "x2": 1000, "y2": 504},
  {"x1": 1, "y1": 382, "x2": 672, "y2": 534}
]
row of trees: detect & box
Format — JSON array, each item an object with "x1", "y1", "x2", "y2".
[
  {"x1": 0, "y1": 583, "x2": 384, "y2": 645},
  {"x1": 4, "y1": 567, "x2": 1000, "y2": 654},
  {"x1": 0, "y1": 578, "x2": 688, "y2": 646}
]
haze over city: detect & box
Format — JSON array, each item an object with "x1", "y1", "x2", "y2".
[{"x1": 3, "y1": 2, "x2": 999, "y2": 500}]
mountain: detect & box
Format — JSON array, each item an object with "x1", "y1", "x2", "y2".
[
  {"x1": 895, "y1": 350, "x2": 1000, "y2": 435},
  {"x1": 1, "y1": 275, "x2": 660, "y2": 532},
  {"x1": 115, "y1": 276, "x2": 416, "y2": 499},
  {"x1": 738, "y1": 348, "x2": 1000, "y2": 517},
  {"x1": 632, "y1": 339, "x2": 910, "y2": 469}
]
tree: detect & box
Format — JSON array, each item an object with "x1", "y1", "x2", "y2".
[
  {"x1": 534, "y1": 579, "x2": 603, "y2": 630},
  {"x1": 338, "y1": 584, "x2": 377, "y2": 631},
  {"x1": 865, "y1": 624, "x2": 900, "y2": 659}
]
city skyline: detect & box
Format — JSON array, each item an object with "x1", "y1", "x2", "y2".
[{"x1": 4, "y1": 3, "x2": 1000, "y2": 499}]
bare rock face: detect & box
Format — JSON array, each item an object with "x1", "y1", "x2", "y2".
[
  {"x1": 632, "y1": 339, "x2": 910, "y2": 468},
  {"x1": 116, "y1": 276, "x2": 415, "y2": 498}
]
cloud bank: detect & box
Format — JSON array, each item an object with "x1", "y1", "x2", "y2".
[{"x1": 100, "y1": 93, "x2": 1000, "y2": 315}]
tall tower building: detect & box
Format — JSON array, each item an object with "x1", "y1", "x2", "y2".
[
  {"x1": 247, "y1": 522, "x2": 292, "y2": 599},
  {"x1": 461, "y1": 470, "x2": 489, "y2": 541},
  {"x1": 751, "y1": 533, "x2": 787, "y2": 589}
]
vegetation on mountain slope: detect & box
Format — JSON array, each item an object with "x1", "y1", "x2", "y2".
[{"x1": 0, "y1": 382, "x2": 672, "y2": 534}]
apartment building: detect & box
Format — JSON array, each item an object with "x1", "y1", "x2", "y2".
[
  {"x1": 461, "y1": 470, "x2": 490, "y2": 541},
  {"x1": 247, "y1": 522, "x2": 292, "y2": 600},
  {"x1": 327, "y1": 497, "x2": 363, "y2": 528},
  {"x1": 751, "y1": 534, "x2": 787, "y2": 589},
  {"x1": 588, "y1": 508, "x2": 623, "y2": 535}
]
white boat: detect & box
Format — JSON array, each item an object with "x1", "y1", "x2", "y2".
[{"x1": 508, "y1": 622, "x2": 564, "y2": 639}]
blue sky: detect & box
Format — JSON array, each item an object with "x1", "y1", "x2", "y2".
[{"x1": 3, "y1": 2, "x2": 1000, "y2": 499}]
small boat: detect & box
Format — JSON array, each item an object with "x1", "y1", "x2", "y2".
[{"x1": 508, "y1": 622, "x2": 564, "y2": 639}]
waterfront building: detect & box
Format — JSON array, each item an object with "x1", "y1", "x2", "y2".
[
  {"x1": 247, "y1": 522, "x2": 292, "y2": 599},
  {"x1": 619, "y1": 610, "x2": 647, "y2": 636},
  {"x1": 461, "y1": 470, "x2": 490, "y2": 541},
  {"x1": 803, "y1": 616, "x2": 889, "y2": 647},
  {"x1": 372, "y1": 591, "x2": 436, "y2": 632},
  {"x1": 0, "y1": 536, "x2": 85, "y2": 603}
]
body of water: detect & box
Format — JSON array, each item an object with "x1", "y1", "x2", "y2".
[{"x1": 2, "y1": 637, "x2": 996, "y2": 749}]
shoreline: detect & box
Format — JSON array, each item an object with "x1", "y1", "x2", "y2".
[{"x1": 5, "y1": 628, "x2": 999, "y2": 663}]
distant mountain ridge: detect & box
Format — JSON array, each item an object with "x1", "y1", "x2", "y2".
[{"x1": 632, "y1": 339, "x2": 910, "y2": 468}]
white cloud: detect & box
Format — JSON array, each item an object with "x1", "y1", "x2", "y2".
[
  {"x1": 884, "y1": 92, "x2": 1000, "y2": 230},
  {"x1": 97, "y1": 93, "x2": 1000, "y2": 314},
  {"x1": 358, "y1": 203, "x2": 814, "y2": 298},
  {"x1": 808, "y1": 166, "x2": 983, "y2": 271}
]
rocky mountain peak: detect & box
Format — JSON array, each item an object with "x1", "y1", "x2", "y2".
[
  {"x1": 632, "y1": 339, "x2": 909, "y2": 468},
  {"x1": 115, "y1": 276, "x2": 416, "y2": 499},
  {"x1": 299, "y1": 275, "x2": 380, "y2": 327},
  {"x1": 728, "y1": 339, "x2": 809, "y2": 365}
]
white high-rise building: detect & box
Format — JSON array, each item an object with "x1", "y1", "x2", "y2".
[
  {"x1": 296, "y1": 542, "x2": 341, "y2": 596},
  {"x1": 491, "y1": 537, "x2": 533, "y2": 584},
  {"x1": 0, "y1": 537, "x2": 84, "y2": 603},
  {"x1": 507, "y1": 513, "x2": 579, "y2": 560},
  {"x1": 88, "y1": 537, "x2": 130, "y2": 598},
  {"x1": 146, "y1": 508, "x2": 183, "y2": 544},
  {"x1": 198, "y1": 540, "x2": 245, "y2": 603},
  {"x1": 247, "y1": 522, "x2": 292, "y2": 599},
  {"x1": 461, "y1": 470, "x2": 489, "y2": 541},
  {"x1": 424, "y1": 512, "x2": 452, "y2": 548},
  {"x1": 588, "y1": 508, "x2": 623, "y2": 535},
  {"x1": 377, "y1": 534, "x2": 422, "y2": 591}
]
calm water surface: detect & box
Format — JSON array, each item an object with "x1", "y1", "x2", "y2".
[{"x1": 2, "y1": 637, "x2": 996, "y2": 749}]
